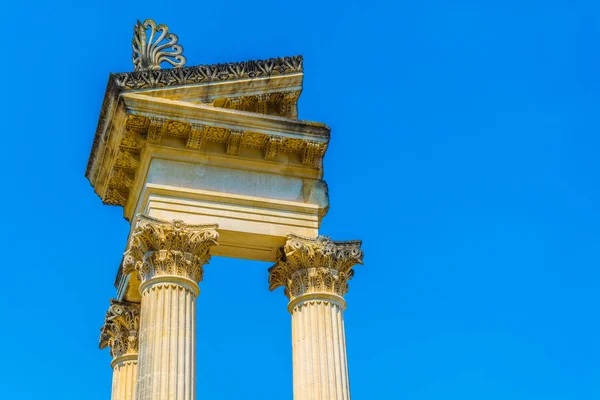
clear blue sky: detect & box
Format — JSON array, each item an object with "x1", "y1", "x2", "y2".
[{"x1": 1, "y1": 1, "x2": 598, "y2": 399}]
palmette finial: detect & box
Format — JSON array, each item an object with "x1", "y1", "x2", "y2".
[{"x1": 132, "y1": 19, "x2": 186, "y2": 71}]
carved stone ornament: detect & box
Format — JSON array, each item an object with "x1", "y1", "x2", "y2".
[
  {"x1": 95, "y1": 112, "x2": 328, "y2": 209},
  {"x1": 124, "y1": 215, "x2": 219, "y2": 284},
  {"x1": 99, "y1": 299, "x2": 141, "y2": 359},
  {"x1": 132, "y1": 19, "x2": 186, "y2": 71},
  {"x1": 268, "y1": 234, "x2": 363, "y2": 300},
  {"x1": 119, "y1": 55, "x2": 302, "y2": 89},
  {"x1": 85, "y1": 55, "x2": 313, "y2": 185}
]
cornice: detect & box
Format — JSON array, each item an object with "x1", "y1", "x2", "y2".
[
  {"x1": 121, "y1": 93, "x2": 330, "y2": 137},
  {"x1": 85, "y1": 56, "x2": 333, "y2": 216},
  {"x1": 86, "y1": 55, "x2": 305, "y2": 179},
  {"x1": 116, "y1": 55, "x2": 303, "y2": 90}
]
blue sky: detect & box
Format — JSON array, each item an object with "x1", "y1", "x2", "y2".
[{"x1": 1, "y1": 1, "x2": 598, "y2": 399}]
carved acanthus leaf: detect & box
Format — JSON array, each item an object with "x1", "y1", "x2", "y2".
[
  {"x1": 268, "y1": 234, "x2": 363, "y2": 299},
  {"x1": 125, "y1": 215, "x2": 219, "y2": 284},
  {"x1": 99, "y1": 299, "x2": 141, "y2": 359}
]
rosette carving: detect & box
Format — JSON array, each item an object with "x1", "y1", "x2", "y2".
[
  {"x1": 124, "y1": 215, "x2": 219, "y2": 284},
  {"x1": 99, "y1": 299, "x2": 141, "y2": 359},
  {"x1": 268, "y1": 234, "x2": 363, "y2": 299}
]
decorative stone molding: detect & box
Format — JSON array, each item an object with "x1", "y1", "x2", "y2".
[
  {"x1": 99, "y1": 299, "x2": 141, "y2": 359},
  {"x1": 227, "y1": 130, "x2": 243, "y2": 155},
  {"x1": 186, "y1": 123, "x2": 204, "y2": 149},
  {"x1": 146, "y1": 117, "x2": 164, "y2": 144},
  {"x1": 268, "y1": 234, "x2": 363, "y2": 300},
  {"x1": 85, "y1": 55, "x2": 310, "y2": 183},
  {"x1": 124, "y1": 215, "x2": 219, "y2": 285},
  {"x1": 264, "y1": 136, "x2": 282, "y2": 160},
  {"x1": 100, "y1": 115, "x2": 329, "y2": 208},
  {"x1": 117, "y1": 55, "x2": 302, "y2": 90},
  {"x1": 281, "y1": 90, "x2": 301, "y2": 119},
  {"x1": 214, "y1": 90, "x2": 301, "y2": 119},
  {"x1": 302, "y1": 140, "x2": 326, "y2": 166}
]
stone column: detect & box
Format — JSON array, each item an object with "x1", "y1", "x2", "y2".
[
  {"x1": 269, "y1": 234, "x2": 364, "y2": 400},
  {"x1": 100, "y1": 299, "x2": 141, "y2": 400},
  {"x1": 124, "y1": 216, "x2": 219, "y2": 400}
]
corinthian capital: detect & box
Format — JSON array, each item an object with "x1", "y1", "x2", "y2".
[
  {"x1": 268, "y1": 234, "x2": 363, "y2": 300},
  {"x1": 124, "y1": 215, "x2": 219, "y2": 284},
  {"x1": 99, "y1": 299, "x2": 141, "y2": 359}
]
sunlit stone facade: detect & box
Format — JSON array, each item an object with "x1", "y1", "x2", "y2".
[{"x1": 90, "y1": 19, "x2": 364, "y2": 400}]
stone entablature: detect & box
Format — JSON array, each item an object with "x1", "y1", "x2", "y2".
[
  {"x1": 100, "y1": 112, "x2": 327, "y2": 208},
  {"x1": 86, "y1": 61, "x2": 330, "y2": 217},
  {"x1": 86, "y1": 56, "x2": 307, "y2": 183}
]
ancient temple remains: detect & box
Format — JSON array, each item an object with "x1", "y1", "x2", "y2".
[{"x1": 91, "y1": 19, "x2": 365, "y2": 400}]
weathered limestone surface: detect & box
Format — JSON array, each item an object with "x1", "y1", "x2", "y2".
[
  {"x1": 124, "y1": 216, "x2": 218, "y2": 400},
  {"x1": 85, "y1": 51, "x2": 329, "y2": 267},
  {"x1": 269, "y1": 235, "x2": 363, "y2": 400},
  {"x1": 291, "y1": 296, "x2": 350, "y2": 400},
  {"x1": 112, "y1": 357, "x2": 138, "y2": 400},
  {"x1": 137, "y1": 281, "x2": 197, "y2": 400},
  {"x1": 91, "y1": 19, "x2": 366, "y2": 400},
  {"x1": 100, "y1": 300, "x2": 141, "y2": 400}
]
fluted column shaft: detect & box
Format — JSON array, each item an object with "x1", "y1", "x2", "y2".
[
  {"x1": 290, "y1": 293, "x2": 350, "y2": 400},
  {"x1": 136, "y1": 277, "x2": 198, "y2": 400},
  {"x1": 269, "y1": 234, "x2": 364, "y2": 400},
  {"x1": 112, "y1": 355, "x2": 138, "y2": 400},
  {"x1": 124, "y1": 216, "x2": 219, "y2": 400}
]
